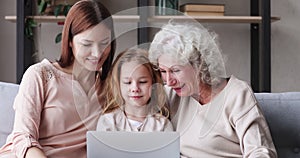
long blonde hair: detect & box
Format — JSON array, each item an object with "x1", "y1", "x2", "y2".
[{"x1": 100, "y1": 48, "x2": 169, "y2": 117}]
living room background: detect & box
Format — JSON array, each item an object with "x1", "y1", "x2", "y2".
[{"x1": 0, "y1": 0, "x2": 299, "y2": 92}]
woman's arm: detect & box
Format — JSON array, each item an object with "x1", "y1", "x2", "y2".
[
  {"x1": 235, "y1": 105, "x2": 277, "y2": 158},
  {"x1": 11, "y1": 65, "x2": 46, "y2": 157},
  {"x1": 25, "y1": 147, "x2": 47, "y2": 158}
]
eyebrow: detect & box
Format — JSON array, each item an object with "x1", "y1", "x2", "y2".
[
  {"x1": 159, "y1": 65, "x2": 183, "y2": 69},
  {"x1": 122, "y1": 76, "x2": 150, "y2": 79},
  {"x1": 81, "y1": 37, "x2": 110, "y2": 42}
]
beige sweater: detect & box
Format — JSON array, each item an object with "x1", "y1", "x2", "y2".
[
  {"x1": 97, "y1": 108, "x2": 173, "y2": 132},
  {"x1": 166, "y1": 76, "x2": 277, "y2": 158}
]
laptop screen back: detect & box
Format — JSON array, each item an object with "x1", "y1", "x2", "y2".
[{"x1": 87, "y1": 131, "x2": 180, "y2": 158}]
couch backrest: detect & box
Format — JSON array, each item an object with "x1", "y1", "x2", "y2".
[
  {"x1": 255, "y1": 92, "x2": 300, "y2": 158},
  {"x1": 1, "y1": 82, "x2": 299, "y2": 157},
  {"x1": 0, "y1": 82, "x2": 19, "y2": 146}
]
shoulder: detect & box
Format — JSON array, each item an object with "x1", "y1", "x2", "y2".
[
  {"x1": 226, "y1": 75, "x2": 256, "y2": 102},
  {"x1": 18, "y1": 59, "x2": 53, "y2": 90},
  {"x1": 224, "y1": 76, "x2": 259, "y2": 121},
  {"x1": 99, "y1": 108, "x2": 124, "y2": 122},
  {"x1": 22, "y1": 59, "x2": 64, "y2": 84},
  {"x1": 149, "y1": 114, "x2": 174, "y2": 131},
  {"x1": 97, "y1": 108, "x2": 126, "y2": 131},
  {"x1": 151, "y1": 113, "x2": 172, "y2": 125}
]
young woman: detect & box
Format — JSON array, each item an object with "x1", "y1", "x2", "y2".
[
  {"x1": 0, "y1": 0, "x2": 115, "y2": 157},
  {"x1": 149, "y1": 22, "x2": 277, "y2": 157},
  {"x1": 97, "y1": 48, "x2": 173, "y2": 132}
]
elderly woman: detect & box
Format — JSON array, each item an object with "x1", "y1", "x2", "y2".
[{"x1": 149, "y1": 22, "x2": 277, "y2": 157}]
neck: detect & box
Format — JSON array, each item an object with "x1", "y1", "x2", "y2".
[
  {"x1": 124, "y1": 106, "x2": 148, "y2": 122},
  {"x1": 71, "y1": 62, "x2": 97, "y2": 93},
  {"x1": 192, "y1": 79, "x2": 227, "y2": 105},
  {"x1": 54, "y1": 62, "x2": 98, "y2": 90}
]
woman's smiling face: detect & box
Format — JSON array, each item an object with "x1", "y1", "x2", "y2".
[
  {"x1": 71, "y1": 23, "x2": 111, "y2": 71},
  {"x1": 158, "y1": 53, "x2": 198, "y2": 97}
]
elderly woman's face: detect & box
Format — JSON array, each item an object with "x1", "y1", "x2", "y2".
[{"x1": 158, "y1": 53, "x2": 198, "y2": 97}]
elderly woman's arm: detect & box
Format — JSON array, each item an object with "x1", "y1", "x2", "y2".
[{"x1": 235, "y1": 105, "x2": 277, "y2": 158}]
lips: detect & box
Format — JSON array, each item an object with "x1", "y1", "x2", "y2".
[
  {"x1": 173, "y1": 88, "x2": 181, "y2": 93},
  {"x1": 87, "y1": 58, "x2": 99, "y2": 62},
  {"x1": 130, "y1": 96, "x2": 142, "y2": 99},
  {"x1": 172, "y1": 84, "x2": 185, "y2": 93}
]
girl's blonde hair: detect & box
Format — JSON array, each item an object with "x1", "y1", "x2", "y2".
[{"x1": 100, "y1": 48, "x2": 169, "y2": 117}]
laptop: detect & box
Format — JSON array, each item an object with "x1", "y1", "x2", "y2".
[{"x1": 86, "y1": 131, "x2": 180, "y2": 158}]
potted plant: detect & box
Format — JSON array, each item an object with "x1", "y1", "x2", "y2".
[
  {"x1": 25, "y1": 0, "x2": 78, "y2": 42},
  {"x1": 38, "y1": 0, "x2": 78, "y2": 16}
]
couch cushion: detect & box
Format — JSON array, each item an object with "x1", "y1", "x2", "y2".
[
  {"x1": 0, "y1": 82, "x2": 19, "y2": 146},
  {"x1": 255, "y1": 92, "x2": 300, "y2": 158}
]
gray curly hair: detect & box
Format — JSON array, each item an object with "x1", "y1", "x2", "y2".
[{"x1": 148, "y1": 21, "x2": 227, "y2": 86}]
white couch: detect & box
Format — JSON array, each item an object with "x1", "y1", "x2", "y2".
[
  {"x1": 0, "y1": 81, "x2": 299, "y2": 157},
  {"x1": 0, "y1": 81, "x2": 18, "y2": 146}
]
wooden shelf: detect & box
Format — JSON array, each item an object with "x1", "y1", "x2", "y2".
[
  {"x1": 4, "y1": 15, "x2": 140, "y2": 23},
  {"x1": 149, "y1": 15, "x2": 280, "y2": 23},
  {"x1": 5, "y1": 15, "x2": 280, "y2": 24}
]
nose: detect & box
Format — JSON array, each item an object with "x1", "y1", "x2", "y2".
[
  {"x1": 165, "y1": 71, "x2": 177, "y2": 86},
  {"x1": 91, "y1": 45, "x2": 103, "y2": 58},
  {"x1": 130, "y1": 82, "x2": 140, "y2": 93}
]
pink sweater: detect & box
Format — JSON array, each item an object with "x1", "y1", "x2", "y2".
[{"x1": 0, "y1": 59, "x2": 102, "y2": 158}]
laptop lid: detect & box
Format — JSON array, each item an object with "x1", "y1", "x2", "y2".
[{"x1": 87, "y1": 131, "x2": 180, "y2": 158}]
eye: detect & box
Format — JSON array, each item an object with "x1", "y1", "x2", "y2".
[
  {"x1": 171, "y1": 69, "x2": 180, "y2": 73},
  {"x1": 122, "y1": 80, "x2": 131, "y2": 84},
  {"x1": 139, "y1": 80, "x2": 148, "y2": 84},
  {"x1": 81, "y1": 43, "x2": 92, "y2": 47},
  {"x1": 159, "y1": 69, "x2": 166, "y2": 73},
  {"x1": 100, "y1": 41, "x2": 109, "y2": 45}
]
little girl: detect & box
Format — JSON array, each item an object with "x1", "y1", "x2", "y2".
[{"x1": 96, "y1": 48, "x2": 173, "y2": 132}]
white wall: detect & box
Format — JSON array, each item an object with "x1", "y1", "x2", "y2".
[
  {"x1": 0, "y1": 0, "x2": 299, "y2": 92},
  {"x1": 0, "y1": 0, "x2": 16, "y2": 83},
  {"x1": 271, "y1": 0, "x2": 300, "y2": 92}
]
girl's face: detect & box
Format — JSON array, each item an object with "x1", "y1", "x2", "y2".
[
  {"x1": 120, "y1": 61, "x2": 153, "y2": 107},
  {"x1": 158, "y1": 53, "x2": 198, "y2": 97},
  {"x1": 71, "y1": 23, "x2": 111, "y2": 71}
]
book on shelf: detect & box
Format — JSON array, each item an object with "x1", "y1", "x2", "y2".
[
  {"x1": 180, "y1": 3, "x2": 225, "y2": 13},
  {"x1": 183, "y1": 11, "x2": 224, "y2": 16}
]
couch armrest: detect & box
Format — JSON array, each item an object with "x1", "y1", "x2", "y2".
[
  {"x1": 255, "y1": 92, "x2": 300, "y2": 158},
  {"x1": 0, "y1": 82, "x2": 19, "y2": 146}
]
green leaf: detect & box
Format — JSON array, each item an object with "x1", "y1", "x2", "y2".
[
  {"x1": 38, "y1": 0, "x2": 48, "y2": 14},
  {"x1": 55, "y1": 33, "x2": 62, "y2": 43},
  {"x1": 63, "y1": 5, "x2": 72, "y2": 16},
  {"x1": 25, "y1": 18, "x2": 37, "y2": 40},
  {"x1": 29, "y1": 20, "x2": 37, "y2": 27},
  {"x1": 54, "y1": 4, "x2": 63, "y2": 17}
]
